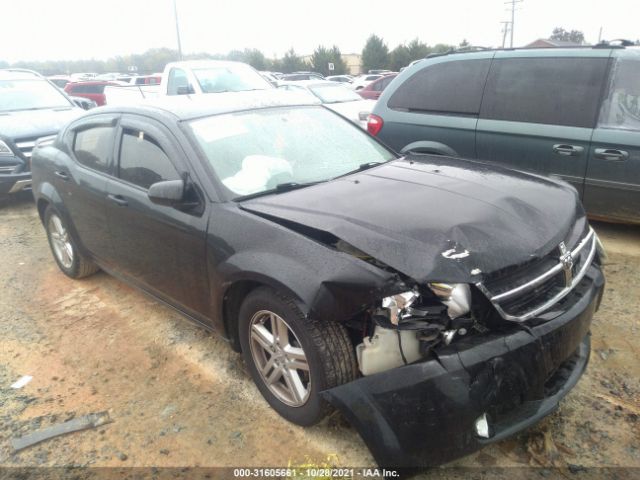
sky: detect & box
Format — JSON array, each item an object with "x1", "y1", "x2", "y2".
[{"x1": 1, "y1": 0, "x2": 638, "y2": 63}]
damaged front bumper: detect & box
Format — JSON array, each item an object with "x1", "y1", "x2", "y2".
[{"x1": 322, "y1": 265, "x2": 604, "y2": 468}]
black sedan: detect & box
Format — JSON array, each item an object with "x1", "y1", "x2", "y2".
[{"x1": 31, "y1": 91, "x2": 605, "y2": 468}]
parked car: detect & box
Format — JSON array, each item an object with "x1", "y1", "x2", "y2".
[
  {"x1": 64, "y1": 80, "x2": 122, "y2": 106},
  {"x1": 279, "y1": 72, "x2": 325, "y2": 81},
  {"x1": 47, "y1": 75, "x2": 73, "y2": 89},
  {"x1": 0, "y1": 69, "x2": 83, "y2": 197},
  {"x1": 326, "y1": 75, "x2": 354, "y2": 83},
  {"x1": 32, "y1": 89, "x2": 605, "y2": 469},
  {"x1": 358, "y1": 73, "x2": 397, "y2": 100},
  {"x1": 124, "y1": 74, "x2": 161, "y2": 86},
  {"x1": 368, "y1": 69, "x2": 393, "y2": 75},
  {"x1": 278, "y1": 80, "x2": 375, "y2": 128},
  {"x1": 370, "y1": 45, "x2": 640, "y2": 224},
  {"x1": 350, "y1": 73, "x2": 383, "y2": 91}
]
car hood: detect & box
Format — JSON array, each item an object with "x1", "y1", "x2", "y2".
[
  {"x1": 325, "y1": 99, "x2": 376, "y2": 120},
  {"x1": 240, "y1": 156, "x2": 586, "y2": 283},
  {"x1": 0, "y1": 107, "x2": 82, "y2": 140}
]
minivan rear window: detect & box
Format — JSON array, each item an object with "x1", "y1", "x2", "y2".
[
  {"x1": 387, "y1": 59, "x2": 491, "y2": 115},
  {"x1": 480, "y1": 57, "x2": 609, "y2": 128}
]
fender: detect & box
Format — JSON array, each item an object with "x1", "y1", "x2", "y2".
[{"x1": 400, "y1": 140, "x2": 458, "y2": 157}]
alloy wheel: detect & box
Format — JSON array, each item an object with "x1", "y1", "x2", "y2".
[
  {"x1": 48, "y1": 214, "x2": 74, "y2": 269},
  {"x1": 248, "y1": 310, "x2": 311, "y2": 407}
]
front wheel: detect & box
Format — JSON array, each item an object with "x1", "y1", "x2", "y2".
[
  {"x1": 44, "y1": 206, "x2": 99, "y2": 279},
  {"x1": 239, "y1": 287, "x2": 357, "y2": 426}
]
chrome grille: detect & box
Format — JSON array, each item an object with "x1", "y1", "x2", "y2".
[{"x1": 477, "y1": 228, "x2": 597, "y2": 322}]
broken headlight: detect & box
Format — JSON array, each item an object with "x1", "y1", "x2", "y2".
[
  {"x1": 381, "y1": 290, "x2": 419, "y2": 325},
  {"x1": 427, "y1": 282, "x2": 471, "y2": 319}
]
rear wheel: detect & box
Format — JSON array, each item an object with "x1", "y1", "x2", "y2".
[
  {"x1": 239, "y1": 287, "x2": 357, "y2": 426},
  {"x1": 44, "y1": 206, "x2": 99, "y2": 279}
]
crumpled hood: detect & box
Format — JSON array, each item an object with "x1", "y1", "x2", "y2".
[
  {"x1": 0, "y1": 107, "x2": 82, "y2": 140},
  {"x1": 241, "y1": 156, "x2": 586, "y2": 283}
]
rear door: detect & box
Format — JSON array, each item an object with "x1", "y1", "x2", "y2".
[
  {"x1": 476, "y1": 50, "x2": 611, "y2": 195},
  {"x1": 104, "y1": 114, "x2": 211, "y2": 318},
  {"x1": 583, "y1": 51, "x2": 640, "y2": 222},
  {"x1": 378, "y1": 52, "x2": 493, "y2": 157}
]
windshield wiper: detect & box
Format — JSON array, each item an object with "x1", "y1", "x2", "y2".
[
  {"x1": 234, "y1": 180, "x2": 324, "y2": 201},
  {"x1": 332, "y1": 161, "x2": 387, "y2": 180}
]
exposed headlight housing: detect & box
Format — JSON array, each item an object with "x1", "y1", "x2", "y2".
[
  {"x1": 0, "y1": 139, "x2": 15, "y2": 156},
  {"x1": 382, "y1": 290, "x2": 419, "y2": 325},
  {"x1": 428, "y1": 283, "x2": 471, "y2": 319}
]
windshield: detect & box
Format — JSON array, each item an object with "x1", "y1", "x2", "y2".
[
  {"x1": 309, "y1": 83, "x2": 361, "y2": 103},
  {"x1": 193, "y1": 65, "x2": 272, "y2": 93},
  {"x1": 0, "y1": 79, "x2": 72, "y2": 112},
  {"x1": 189, "y1": 106, "x2": 394, "y2": 197}
]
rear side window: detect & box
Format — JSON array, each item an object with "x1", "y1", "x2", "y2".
[
  {"x1": 599, "y1": 56, "x2": 640, "y2": 131},
  {"x1": 72, "y1": 126, "x2": 114, "y2": 173},
  {"x1": 481, "y1": 57, "x2": 609, "y2": 128},
  {"x1": 388, "y1": 59, "x2": 491, "y2": 115},
  {"x1": 118, "y1": 128, "x2": 180, "y2": 189}
]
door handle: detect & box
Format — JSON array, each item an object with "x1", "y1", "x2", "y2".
[
  {"x1": 594, "y1": 148, "x2": 629, "y2": 161},
  {"x1": 552, "y1": 144, "x2": 584, "y2": 156},
  {"x1": 54, "y1": 170, "x2": 69, "y2": 181},
  {"x1": 107, "y1": 194, "x2": 128, "y2": 207}
]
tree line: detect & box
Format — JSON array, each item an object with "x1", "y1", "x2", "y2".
[{"x1": 0, "y1": 35, "x2": 459, "y2": 76}]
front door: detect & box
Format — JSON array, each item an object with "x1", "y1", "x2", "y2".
[{"x1": 104, "y1": 115, "x2": 211, "y2": 319}]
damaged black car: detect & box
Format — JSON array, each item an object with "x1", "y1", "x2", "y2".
[{"x1": 31, "y1": 91, "x2": 606, "y2": 468}]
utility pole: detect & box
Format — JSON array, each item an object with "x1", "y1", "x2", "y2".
[
  {"x1": 173, "y1": 0, "x2": 183, "y2": 60},
  {"x1": 505, "y1": 0, "x2": 523, "y2": 48},
  {"x1": 501, "y1": 21, "x2": 510, "y2": 48}
]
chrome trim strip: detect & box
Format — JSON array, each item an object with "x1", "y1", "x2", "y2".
[
  {"x1": 476, "y1": 228, "x2": 597, "y2": 322},
  {"x1": 15, "y1": 140, "x2": 36, "y2": 149},
  {"x1": 8, "y1": 179, "x2": 32, "y2": 194},
  {"x1": 490, "y1": 229, "x2": 595, "y2": 302}
]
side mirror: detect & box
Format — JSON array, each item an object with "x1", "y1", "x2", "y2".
[
  {"x1": 176, "y1": 85, "x2": 194, "y2": 95},
  {"x1": 147, "y1": 179, "x2": 185, "y2": 206},
  {"x1": 71, "y1": 96, "x2": 97, "y2": 110}
]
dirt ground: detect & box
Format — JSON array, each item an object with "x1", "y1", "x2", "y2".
[{"x1": 0, "y1": 192, "x2": 638, "y2": 479}]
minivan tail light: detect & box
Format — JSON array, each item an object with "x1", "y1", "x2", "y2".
[{"x1": 367, "y1": 114, "x2": 384, "y2": 136}]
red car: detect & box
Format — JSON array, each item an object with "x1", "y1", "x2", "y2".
[
  {"x1": 358, "y1": 74, "x2": 397, "y2": 100},
  {"x1": 64, "y1": 81, "x2": 118, "y2": 106}
]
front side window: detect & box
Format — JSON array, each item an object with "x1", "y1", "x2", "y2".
[
  {"x1": 481, "y1": 57, "x2": 609, "y2": 128},
  {"x1": 189, "y1": 106, "x2": 394, "y2": 197},
  {"x1": 0, "y1": 79, "x2": 72, "y2": 112},
  {"x1": 72, "y1": 126, "x2": 114, "y2": 173},
  {"x1": 599, "y1": 55, "x2": 640, "y2": 131},
  {"x1": 118, "y1": 128, "x2": 180, "y2": 189},
  {"x1": 388, "y1": 59, "x2": 490, "y2": 115}
]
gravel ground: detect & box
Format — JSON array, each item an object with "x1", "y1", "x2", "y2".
[{"x1": 0, "y1": 192, "x2": 638, "y2": 479}]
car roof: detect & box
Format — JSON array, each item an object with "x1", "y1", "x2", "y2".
[
  {"x1": 95, "y1": 89, "x2": 320, "y2": 121},
  {"x1": 164, "y1": 60, "x2": 253, "y2": 70},
  {"x1": 0, "y1": 69, "x2": 43, "y2": 80}
]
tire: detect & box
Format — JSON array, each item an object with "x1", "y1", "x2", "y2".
[
  {"x1": 44, "y1": 205, "x2": 99, "y2": 279},
  {"x1": 239, "y1": 286, "x2": 357, "y2": 426}
]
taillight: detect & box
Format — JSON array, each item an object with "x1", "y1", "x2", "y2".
[{"x1": 367, "y1": 114, "x2": 383, "y2": 136}]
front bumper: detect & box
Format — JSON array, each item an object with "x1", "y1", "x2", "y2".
[{"x1": 322, "y1": 265, "x2": 604, "y2": 468}]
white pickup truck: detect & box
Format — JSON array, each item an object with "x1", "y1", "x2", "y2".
[{"x1": 105, "y1": 60, "x2": 272, "y2": 105}]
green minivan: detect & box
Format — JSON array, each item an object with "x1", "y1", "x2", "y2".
[{"x1": 369, "y1": 45, "x2": 640, "y2": 224}]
